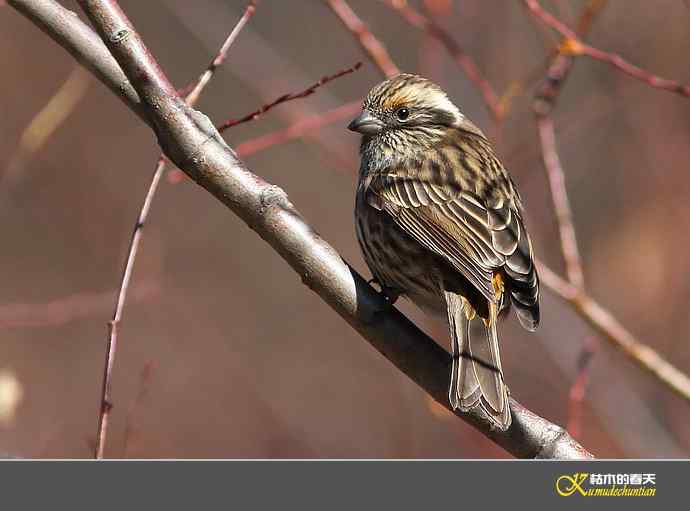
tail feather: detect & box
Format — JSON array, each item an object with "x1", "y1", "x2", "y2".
[{"x1": 445, "y1": 291, "x2": 511, "y2": 430}]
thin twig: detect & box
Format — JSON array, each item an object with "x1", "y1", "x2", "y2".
[
  {"x1": 93, "y1": 2, "x2": 257, "y2": 459},
  {"x1": 183, "y1": 1, "x2": 257, "y2": 105},
  {"x1": 325, "y1": 0, "x2": 400, "y2": 78},
  {"x1": 380, "y1": 0, "x2": 502, "y2": 120},
  {"x1": 95, "y1": 157, "x2": 164, "y2": 459},
  {"x1": 217, "y1": 62, "x2": 362, "y2": 131},
  {"x1": 524, "y1": 0, "x2": 690, "y2": 97}
]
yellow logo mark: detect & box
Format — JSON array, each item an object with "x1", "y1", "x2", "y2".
[{"x1": 556, "y1": 473, "x2": 589, "y2": 497}]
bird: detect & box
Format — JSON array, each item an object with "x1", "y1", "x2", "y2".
[{"x1": 348, "y1": 74, "x2": 539, "y2": 430}]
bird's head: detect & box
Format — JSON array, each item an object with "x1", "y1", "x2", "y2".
[{"x1": 348, "y1": 74, "x2": 464, "y2": 145}]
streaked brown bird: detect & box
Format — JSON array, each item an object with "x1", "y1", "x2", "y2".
[{"x1": 348, "y1": 74, "x2": 539, "y2": 430}]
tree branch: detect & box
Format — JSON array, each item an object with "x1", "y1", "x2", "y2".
[
  {"x1": 531, "y1": 0, "x2": 606, "y2": 433},
  {"x1": 539, "y1": 264, "x2": 690, "y2": 403},
  {"x1": 217, "y1": 62, "x2": 362, "y2": 131},
  {"x1": 535, "y1": 115, "x2": 584, "y2": 288},
  {"x1": 524, "y1": 0, "x2": 690, "y2": 97},
  {"x1": 379, "y1": 0, "x2": 502, "y2": 120},
  {"x1": 325, "y1": 0, "x2": 400, "y2": 78},
  {"x1": 567, "y1": 336, "x2": 598, "y2": 439},
  {"x1": 9, "y1": 0, "x2": 592, "y2": 458},
  {"x1": 528, "y1": 0, "x2": 690, "y2": 413},
  {"x1": 94, "y1": 2, "x2": 257, "y2": 459},
  {"x1": 7, "y1": 0, "x2": 147, "y2": 123}
]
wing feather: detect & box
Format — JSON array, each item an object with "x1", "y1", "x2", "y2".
[{"x1": 368, "y1": 162, "x2": 539, "y2": 329}]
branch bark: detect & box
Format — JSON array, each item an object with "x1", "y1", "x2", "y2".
[
  {"x1": 94, "y1": 2, "x2": 257, "y2": 459},
  {"x1": 8, "y1": 0, "x2": 592, "y2": 459},
  {"x1": 7, "y1": 0, "x2": 147, "y2": 123}
]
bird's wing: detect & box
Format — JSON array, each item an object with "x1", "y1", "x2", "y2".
[{"x1": 366, "y1": 165, "x2": 538, "y2": 322}]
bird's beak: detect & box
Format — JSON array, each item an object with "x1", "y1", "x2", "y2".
[{"x1": 347, "y1": 111, "x2": 384, "y2": 135}]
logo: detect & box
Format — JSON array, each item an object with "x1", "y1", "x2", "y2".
[{"x1": 556, "y1": 472, "x2": 656, "y2": 497}]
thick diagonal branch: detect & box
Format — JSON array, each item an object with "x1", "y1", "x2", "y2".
[{"x1": 9, "y1": 0, "x2": 592, "y2": 459}]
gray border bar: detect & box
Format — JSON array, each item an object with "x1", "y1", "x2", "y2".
[{"x1": 0, "y1": 460, "x2": 684, "y2": 510}]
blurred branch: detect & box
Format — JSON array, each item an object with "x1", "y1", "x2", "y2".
[
  {"x1": 325, "y1": 0, "x2": 400, "y2": 78},
  {"x1": 0, "y1": 283, "x2": 158, "y2": 329},
  {"x1": 575, "y1": 0, "x2": 608, "y2": 35},
  {"x1": 93, "y1": 2, "x2": 257, "y2": 460},
  {"x1": 233, "y1": 100, "x2": 361, "y2": 158},
  {"x1": 6, "y1": 0, "x2": 147, "y2": 122},
  {"x1": 535, "y1": 115, "x2": 584, "y2": 288},
  {"x1": 9, "y1": 0, "x2": 592, "y2": 458},
  {"x1": 538, "y1": 264, "x2": 690, "y2": 403},
  {"x1": 217, "y1": 62, "x2": 362, "y2": 131},
  {"x1": 1, "y1": 66, "x2": 90, "y2": 191},
  {"x1": 379, "y1": 0, "x2": 502, "y2": 120},
  {"x1": 532, "y1": 0, "x2": 599, "y2": 424},
  {"x1": 122, "y1": 360, "x2": 156, "y2": 457},
  {"x1": 567, "y1": 336, "x2": 598, "y2": 439},
  {"x1": 531, "y1": 0, "x2": 690, "y2": 422},
  {"x1": 524, "y1": 0, "x2": 690, "y2": 97}
]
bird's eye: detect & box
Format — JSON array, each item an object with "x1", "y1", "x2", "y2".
[{"x1": 395, "y1": 107, "x2": 410, "y2": 121}]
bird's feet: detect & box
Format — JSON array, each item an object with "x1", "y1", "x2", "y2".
[{"x1": 367, "y1": 276, "x2": 400, "y2": 305}]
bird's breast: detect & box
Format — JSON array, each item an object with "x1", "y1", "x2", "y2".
[{"x1": 354, "y1": 190, "x2": 444, "y2": 313}]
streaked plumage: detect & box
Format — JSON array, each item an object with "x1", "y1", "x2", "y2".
[{"x1": 349, "y1": 74, "x2": 540, "y2": 430}]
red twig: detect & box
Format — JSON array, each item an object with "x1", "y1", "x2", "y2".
[
  {"x1": 217, "y1": 62, "x2": 362, "y2": 131},
  {"x1": 575, "y1": 0, "x2": 607, "y2": 35},
  {"x1": 580, "y1": 44, "x2": 690, "y2": 96},
  {"x1": 536, "y1": 115, "x2": 584, "y2": 289},
  {"x1": 524, "y1": 0, "x2": 690, "y2": 97},
  {"x1": 122, "y1": 360, "x2": 156, "y2": 457},
  {"x1": 95, "y1": 156, "x2": 165, "y2": 460},
  {"x1": 380, "y1": 0, "x2": 502, "y2": 121},
  {"x1": 93, "y1": 2, "x2": 256, "y2": 460},
  {"x1": 567, "y1": 336, "x2": 598, "y2": 439},
  {"x1": 325, "y1": 0, "x2": 400, "y2": 78}
]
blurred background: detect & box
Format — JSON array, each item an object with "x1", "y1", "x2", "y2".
[{"x1": 1, "y1": 0, "x2": 689, "y2": 458}]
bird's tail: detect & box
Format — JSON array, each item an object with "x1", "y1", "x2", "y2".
[{"x1": 444, "y1": 291, "x2": 511, "y2": 430}]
